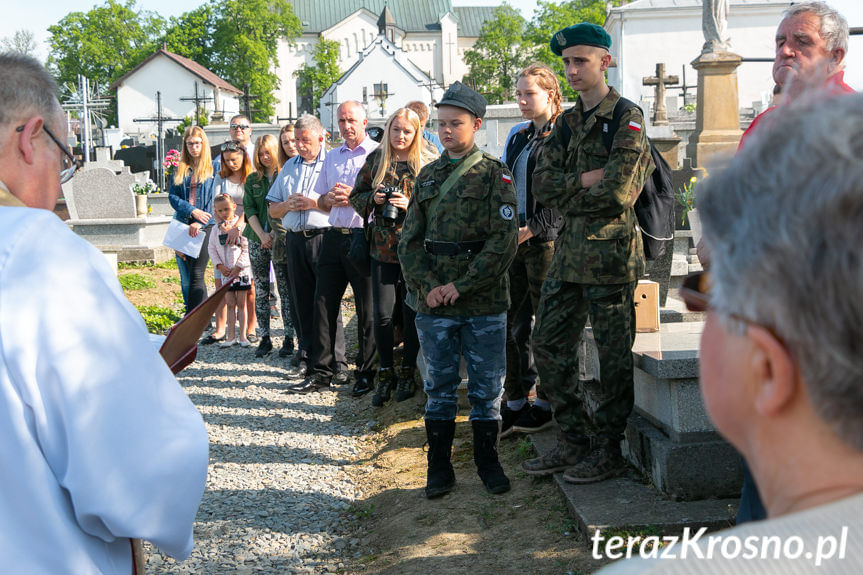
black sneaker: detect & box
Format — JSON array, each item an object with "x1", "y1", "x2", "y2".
[
  {"x1": 255, "y1": 336, "x2": 273, "y2": 358},
  {"x1": 500, "y1": 403, "x2": 529, "y2": 439},
  {"x1": 279, "y1": 338, "x2": 294, "y2": 358},
  {"x1": 512, "y1": 404, "x2": 554, "y2": 434}
]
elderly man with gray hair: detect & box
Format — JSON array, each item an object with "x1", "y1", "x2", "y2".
[
  {"x1": 0, "y1": 53, "x2": 208, "y2": 573},
  {"x1": 597, "y1": 93, "x2": 863, "y2": 574},
  {"x1": 268, "y1": 114, "x2": 336, "y2": 374},
  {"x1": 740, "y1": 0, "x2": 852, "y2": 147}
]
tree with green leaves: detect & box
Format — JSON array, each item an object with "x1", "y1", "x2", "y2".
[
  {"x1": 462, "y1": 4, "x2": 529, "y2": 104},
  {"x1": 1, "y1": 30, "x2": 38, "y2": 57},
  {"x1": 48, "y1": 0, "x2": 165, "y2": 94},
  {"x1": 294, "y1": 39, "x2": 342, "y2": 115},
  {"x1": 162, "y1": 5, "x2": 219, "y2": 72},
  {"x1": 525, "y1": 0, "x2": 628, "y2": 100},
  {"x1": 203, "y1": 0, "x2": 302, "y2": 122}
]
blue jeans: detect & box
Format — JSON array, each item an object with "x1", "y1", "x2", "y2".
[{"x1": 416, "y1": 312, "x2": 506, "y2": 421}]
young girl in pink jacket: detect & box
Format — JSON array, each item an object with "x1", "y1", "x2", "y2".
[{"x1": 209, "y1": 194, "x2": 252, "y2": 346}]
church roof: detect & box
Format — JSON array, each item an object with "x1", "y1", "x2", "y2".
[
  {"x1": 288, "y1": 0, "x2": 493, "y2": 36},
  {"x1": 611, "y1": 0, "x2": 788, "y2": 10},
  {"x1": 378, "y1": 5, "x2": 397, "y2": 32},
  {"x1": 453, "y1": 6, "x2": 497, "y2": 37}
]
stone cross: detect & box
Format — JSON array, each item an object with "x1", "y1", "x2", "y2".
[{"x1": 643, "y1": 63, "x2": 679, "y2": 125}]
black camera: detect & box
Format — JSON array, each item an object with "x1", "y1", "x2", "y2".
[{"x1": 380, "y1": 186, "x2": 402, "y2": 224}]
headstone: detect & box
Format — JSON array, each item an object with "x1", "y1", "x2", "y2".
[{"x1": 65, "y1": 167, "x2": 137, "y2": 220}]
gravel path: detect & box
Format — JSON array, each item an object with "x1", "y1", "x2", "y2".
[{"x1": 145, "y1": 312, "x2": 368, "y2": 574}]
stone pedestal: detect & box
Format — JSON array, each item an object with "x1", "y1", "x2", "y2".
[
  {"x1": 624, "y1": 323, "x2": 743, "y2": 500},
  {"x1": 652, "y1": 136, "x2": 682, "y2": 170},
  {"x1": 686, "y1": 51, "x2": 743, "y2": 168}
]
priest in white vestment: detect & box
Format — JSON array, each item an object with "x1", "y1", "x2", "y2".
[{"x1": 0, "y1": 53, "x2": 209, "y2": 574}]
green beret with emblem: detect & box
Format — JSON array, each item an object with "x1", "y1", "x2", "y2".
[{"x1": 550, "y1": 23, "x2": 611, "y2": 55}]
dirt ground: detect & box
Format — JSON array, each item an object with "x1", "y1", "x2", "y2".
[
  {"x1": 119, "y1": 264, "x2": 186, "y2": 309},
  {"x1": 125, "y1": 265, "x2": 610, "y2": 575},
  {"x1": 342, "y1": 391, "x2": 611, "y2": 575}
]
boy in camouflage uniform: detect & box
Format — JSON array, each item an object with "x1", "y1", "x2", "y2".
[
  {"x1": 399, "y1": 82, "x2": 518, "y2": 498},
  {"x1": 522, "y1": 23, "x2": 654, "y2": 483}
]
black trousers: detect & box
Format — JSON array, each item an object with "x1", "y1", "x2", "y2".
[
  {"x1": 308, "y1": 229, "x2": 375, "y2": 378},
  {"x1": 370, "y1": 258, "x2": 419, "y2": 370},
  {"x1": 285, "y1": 230, "x2": 344, "y2": 363}
]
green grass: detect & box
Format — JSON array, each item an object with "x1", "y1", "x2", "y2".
[
  {"x1": 137, "y1": 305, "x2": 183, "y2": 334},
  {"x1": 118, "y1": 259, "x2": 178, "y2": 270},
  {"x1": 162, "y1": 276, "x2": 182, "y2": 285},
  {"x1": 119, "y1": 273, "x2": 156, "y2": 291},
  {"x1": 348, "y1": 503, "x2": 376, "y2": 520}
]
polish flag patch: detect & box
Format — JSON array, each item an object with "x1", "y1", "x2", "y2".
[
  {"x1": 627, "y1": 121, "x2": 642, "y2": 132},
  {"x1": 501, "y1": 173, "x2": 512, "y2": 184}
]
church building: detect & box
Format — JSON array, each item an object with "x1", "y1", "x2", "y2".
[{"x1": 275, "y1": 0, "x2": 495, "y2": 121}]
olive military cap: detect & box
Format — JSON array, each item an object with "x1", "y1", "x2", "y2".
[
  {"x1": 550, "y1": 22, "x2": 612, "y2": 55},
  {"x1": 435, "y1": 81, "x2": 487, "y2": 119}
]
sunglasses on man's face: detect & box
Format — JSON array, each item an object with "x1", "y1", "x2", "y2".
[{"x1": 230, "y1": 124, "x2": 250, "y2": 130}]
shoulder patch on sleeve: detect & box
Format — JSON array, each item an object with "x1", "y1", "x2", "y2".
[
  {"x1": 500, "y1": 205, "x2": 514, "y2": 221},
  {"x1": 501, "y1": 172, "x2": 512, "y2": 184}
]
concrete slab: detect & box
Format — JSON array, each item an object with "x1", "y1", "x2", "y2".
[{"x1": 530, "y1": 429, "x2": 738, "y2": 538}]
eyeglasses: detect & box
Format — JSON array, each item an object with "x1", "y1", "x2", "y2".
[
  {"x1": 16, "y1": 123, "x2": 82, "y2": 184},
  {"x1": 230, "y1": 124, "x2": 251, "y2": 130},
  {"x1": 220, "y1": 140, "x2": 243, "y2": 152},
  {"x1": 680, "y1": 270, "x2": 788, "y2": 346}
]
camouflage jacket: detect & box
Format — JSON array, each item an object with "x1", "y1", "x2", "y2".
[
  {"x1": 398, "y1": 145, "x2": 518, "y2": 316},
  {"x1": 348, "y1": 149, "x2": 414, "y2": 264},
  {"x1": 532, "y1": 87, "x2": 653, "y2": 284}
]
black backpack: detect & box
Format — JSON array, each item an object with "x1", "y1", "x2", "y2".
[{"x1": 559, "y1": 97, "x2": 675, "y2": 260}]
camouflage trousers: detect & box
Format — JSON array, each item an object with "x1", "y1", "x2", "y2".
[
  {"x1": 505, "y1": 240, "x2": 554, "y2": 402},
  {"x1": 533, "y1": 279, "x2": 637, "y2": 440},
  {"x1": 249, "y1": 239, "x2": 296, "y2": 339},
  {"x1": 415, "y1": 312, "x2": 506, "y2": 421}
]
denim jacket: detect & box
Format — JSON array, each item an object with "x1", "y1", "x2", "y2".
[{"x1": 168, "y1": 172, "x2": 216, "y2": 227}]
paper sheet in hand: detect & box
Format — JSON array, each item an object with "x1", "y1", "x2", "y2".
[{"x1": 163, "y1": 218, "x2": 205, "y2": 257}]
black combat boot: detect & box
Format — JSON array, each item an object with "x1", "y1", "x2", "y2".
[
  {"x1": 393, "y1": 366, "x2": 416, "y2": 402},
  {"x1": 425, "y1": 419, "x2": 456, "y2": 499},
  {"x1": 371, "y1": 367, "x2": 395, "y2": 407},
  {"x1": 472, "y1": 420, "x2": 511, "y2": 494}
]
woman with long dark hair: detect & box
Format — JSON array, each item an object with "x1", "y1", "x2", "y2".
[
  {"x1": 168, "y1": 125, "x2": 216, "y2": 316},
  {"x1": 350, "y1": 107, "x2": 437, "y2": 406}
]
